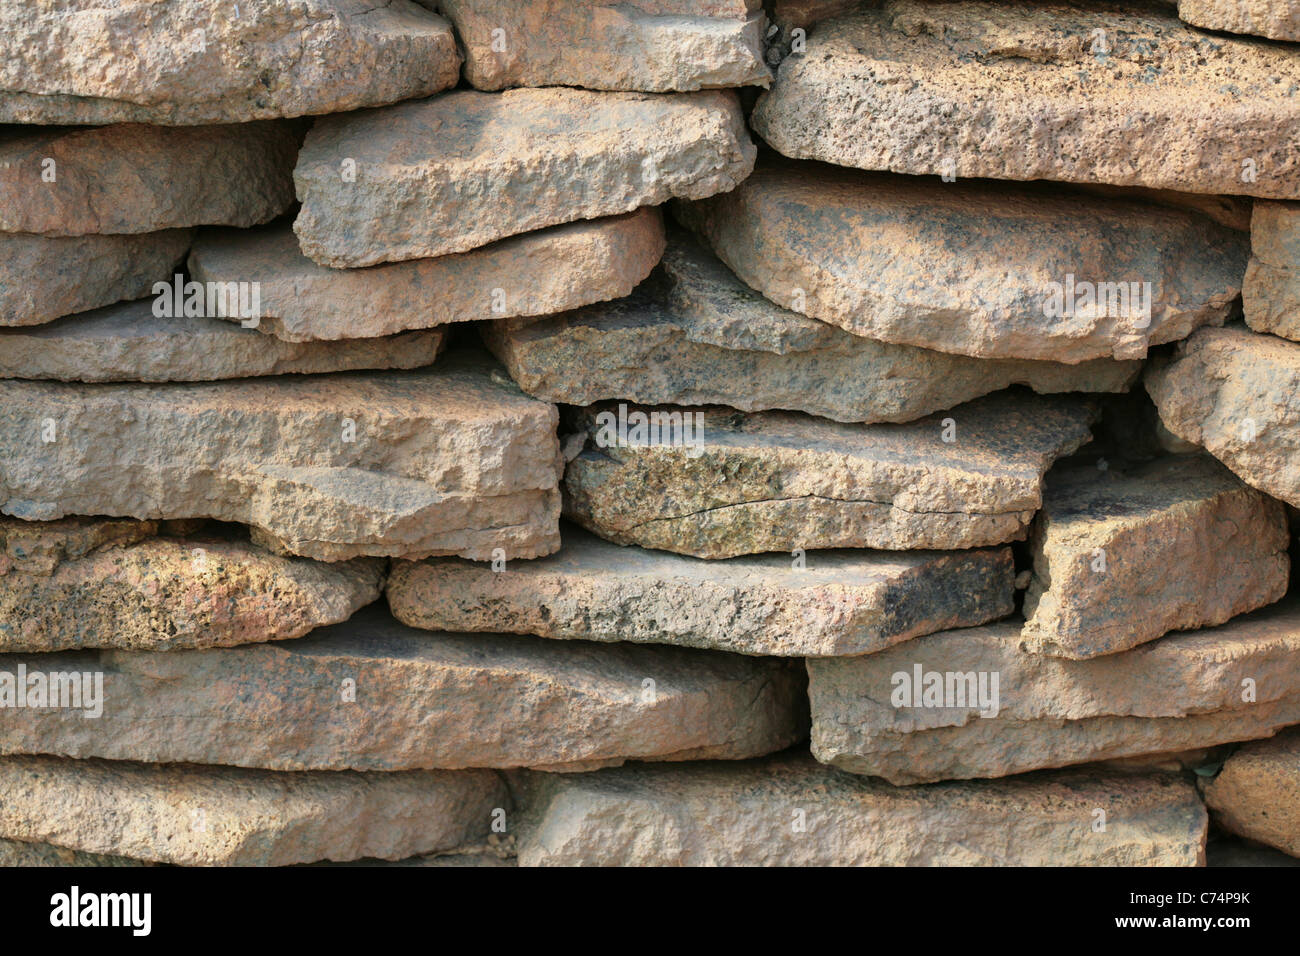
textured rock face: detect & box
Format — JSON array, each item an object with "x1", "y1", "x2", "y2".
[
  {"x1": 486, "y1": 232, "x2": 1141, "y2": 422},
  {"x1": 387, "y1": 527, "x2": 1015, "y2": 657},
  {"x1": 0, "y1": 352, "x2": 562, "y2": 561},
  {"x1": 0, "y1": 122, "x2": 299, "y2": 236},
  {"x1": 436, "y1": 0, "x2": 769, "y2": 92},
  {"x1": 751, "y1": 0, "x2": 1300, "y2": 199},
  {"x1": 563, "y1": 393, "x2": 1095, "y2": 557},
  {"x1": 0, "y1": 299, "x2": 447, "y2": 382},
  {"x1": 808, "y1": 599, "x2": 1300, "y2": 784},
  {"x1": 0, "y1": 516, "x2": 384, "y2": 651},
  {"x1": 1178, "y1": 0, "x2": 1300, "y2": 40},
  {"x1": 0, "y1": 605, "x2": 808, "y2": 772},
  {"x1": 0, "y1": 839, "x2": 150, "y2": 867},
  {"x1": 1202, "y1": 728, "x2": 1300, "y2": 857},
  {"x1": 189, "y1": 211, "x2": 664, "y2": 342},
  {"x1": 1023, "y1": 455, "x2": 1290, "y2": 659},
  {"x1": 675, "y1": 159, "x2": 1248, "y2": 362},
  {"x1": 0, "y1": 0, "x2": 462, "y2": 125},
  {"x1": 0, "y1": 230, "x2": 192, "y2": 327},
  {"x1": 516, "y1": 755, "x2": 1207, "y2": 866},
  {"x1": 0, "y1": 756, "x2": 506, "y2": 866},
  {"x1": 294, "y1": 88, "x2": 755, "y2": 266},
  {"x1": 1243, "y1": 201, "x2": 1300, "y2": 342},
  {"x1": 1146, "y1": 326, "x2": 1300, "y2": 509}
]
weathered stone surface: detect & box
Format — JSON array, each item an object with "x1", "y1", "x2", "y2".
[
  {"x1": 487, "y1": 232, "x2": 1141, "y2": 421},
  {"x1": 751, "y1": 0, "x2": 1300, "y2": 199},
  {"x1": 0, "y1": 299, "x2": 447, "y2": 382},
  {"x1": 808, "y1": 598, "x2": 1300, "y2": 784},
  {"x1": 1023, "y1": 455, "x2": 1290, "y2": 659},
  {"x1": 563, "y1": 393, "x2": 1095, "y2": 557},
  {"x1": 675, "y1": 159, "x2": 1248, "y2": 362},
  {"x1": 1146, "y1": 325, "x2": 1300, "y2": 509},
  {"x1": 1207, "y1": 835, "x2": 1300, "y2": 867},
  {"x1": 515, "y1": 754, "x2": 1206, "y2": 866},
  {"x1": 189, "y1": 211, "x2": 665, "y2": 342},
  {"x1": 0, "y1": 516, "x2": 384, "y2": 651},
  {"x1": 387, "y1": 526, "x2": 1015, "y2": 657},
  {"x1": 0, "y1": 230, "x2": 191, "y2": 327},
  {"x1": 1203, "y1": 730, "x2": 1300, "y2": 856},
  {"x1": 1069, "y1": 182, "x2": 1253, "y2": 233},
  {"x1": 0, "y1": 605, "x2": 808, "y2": 772},
  {"x1": 0, "y1": 755, "x2": 506, "y2": 866},
  {"x1": 0, "y1": 351, "x2": 562, "y2": 561},
  {"x1": 0, "y1": 0, "x2": 462, "y2": 125},
  {"x1": 294, "y1": 88, "x2": 755, "y2": 266},
  {"x1": 0, "y1": 838, "x2": 150, "y2": 867},
  {"x1": 1179, "y1": 0, "x2": 1300, "y2": 41},
  {"x1": 436, "y1": 0, "x2": 769, "y2": 92},
  {"x1": 0, "y1": 122, "x2": 299, "y2": 237},
  {"x1": 1243, "y1": 200, "x2": 1300, "y2": 342}
]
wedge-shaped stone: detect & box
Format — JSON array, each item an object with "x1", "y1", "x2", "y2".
[
  {"x1": 515, "y1": 754, "x2": 1206, "y2": 866},
  {"x1": 676, "y1": 159, "x2": 1247, "y2": 363},
  {"x1": 1179, "y1": 0, "x2": 1300, "y2": 41},
  {"x1": 0, "y1": 351, "x2": 561, "y2": 561},
  {"x1": 294, "y1": 88, "x2": 754, "y2": 266},
  {"x1": 190, "y1": 211, "x2": 664, "y2": 342},
  {"x1": 0, "y1": 605, "x2": 808, "y2": 772},
  {"x1": 1202, "y1": 728, "x2": 1300, "y2": 857},
  {"x1": 1244, "y1": 201, "x2": 1300, "y2": 342},
  {"x1": 437, "y1": 0, "x2": 769, "y2": 92},
  {"x1": 808, "y1": 599, "x2": 1300, "y2": 784},
  {"x1": 0, "y1": 0, "x2": 461, "y2": 125},
  {"x1": 751, "y1": 0, "x2": 1300, "y2": 199},
  {"x1": 563, "y1": 393, "x2": 1095, "y2": 557},
  {"x1": 1023, "y1": 455, "x2": 1290, "y2": 659},
  {"x1": 387, "y1": 526, "x2": 1015, "y2": 657},
  {"x1": 0, "y1": 230, "x2": 191, "y2": 327},
  {"x1": 1146, "y1": 326, "x2": 1300, "y2": 509}
]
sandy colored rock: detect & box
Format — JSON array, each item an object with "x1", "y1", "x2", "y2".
[
  {"x1": 1146, "y1": 325, "x2": 1300, "y2": 509},
  {"x1": 1179, "y1": 0, "x2": 1300, "y2": 40},
  {"x1": 0, "y1": 230, "x2": 191, "y2": 327},
  {"x1": 515, "y1": 754, "x2": 1206, "y2": 866},
  {"x1": 1068, "y1": 183, "x2": 1253, "y2": 234},
  {"x1": 1243, "y1": 200, "x2": 1300, "y2": 342},
  {"x1": 0, "y1": 605, "x2": 808, "y2": 772},
  {"x1": 1202, "y1": 729, "x2": 1300, "y2": 857},
  {"x1": 0, "y1": 0, "x2": 461, "y2": 125},
  {"x1": 563, "y1": 392, "x2": 1095, "y2": 557},
  {"x1": 808, "y1": 598, "x2": 1300, "y2": 784},
  {"x1": 0, "y1": 755, "x2": 506, "y2": 867},
  {"x1": 437, "y1": 0, "x2": 769, "y2": 91},
  {"x1": 1023, "y1": 455, "x2": 1290, "y2": 659},
  {"x1": 387, "y1": 526, "x2": 1015, "y2": 657},
  {"x1": 0, "y1": 351, "x2": 562, "y2": 561},
  {"x1": 751, "y1": 0, "x2": 1300, "y2": 199},
  {"x1": 676, "y1": 159, "x2": 1247, "y2": 363},
  {"x1": 189, "y1": 211, "x2": 665, "y2": 342},
  {"x1": 294, "y1": 87, "x2": 754, "y2": 267},
  {"x1": 0, "y1": 839, "x2": 150, "y2": 867}
]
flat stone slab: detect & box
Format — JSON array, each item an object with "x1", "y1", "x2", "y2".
[
  {"x1": 1243, "y1": 200, "x2": 1300, "y2": 342},
  {"x1": 386, "y1": 526, "x2": 1015, "y2": 657},
  {"x1": 1202, "y1": 728, "x2": 1300, "y2": 857},
  {"x1": 808, "y1": 598, "x2": 1300, "y2": 784},
  {"x1": 0, "y1": 839, "x2": 149, "y2": 867},
  {"x1": 1179, "y1": 0, "x2": 1300, "y2": 41},
  {"x1": 563, "y1": 392, "x2": 1096, "y2": 557},
  {"x1": 751, "y1": 0, "x2": 1300, "y2": 199},
  {"x1": 0, "y1": 230, "x2": 191, "y2": 327},
  {"x1": 0, "y1": 755, "x2": 506, "y2": 866},
  {"x1": 0, "y1": 604, "x2": 808, "y2": 772},
  {"x1": 0, "y1": 351, "x2": 562, "y2": 561},
  {"x1": 515, "y1": 754, "x2": 1207, "y2": 866},
  {"x1": 189, "y1": 210, "x2": 664, "y2": 342},
  {"x1": 1023, "y1": 455, "x2": 1290, "y2": 659},
  {"x1": 0, "y1": 0, "x2": 461, "y2": 125},
  {"x1": 294, "y1": 87, "x2": 754, "y2": 266},
  {"x1": 439, "y1": 0, "x2": 769, "y2": 92},
  {"x1": 0, "y1": 516, "x2": 384, "y2": 651},
  {"x1": 1146, "y1": 325, "x2": 1300, "y2": 510},
  {"x1": 675, "y1": 158, "x2": 1248, "y2": 362}
]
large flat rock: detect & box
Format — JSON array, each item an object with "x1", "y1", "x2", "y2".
[
  {"x1": 808, "y1": 599, "x2": 1300, "y2": 784},
  {"x1": 0, "y1": 0, "x2": 461, "y2": 125},
  {"x1": 1202, "y1": 728, "x2": 1300, "y2": 857},
  {"x1": 0, "y1": 351, "x2": 562, "y2": 561},
  {"x1": 1023, "y1": 455, "x2": 1290, "y2": 658},
  {"x1": 563, "y1": 392, "x2": 1096, "y2": 557},
  {"x1": 675, "y1": 158, "x2": 1247, "y2": 362},
  {"x1": 0, "y1": 839, "x2": 149, "y2": 867},
  {"x1": 1179, "y1": 0, "x2": 1300, "y2": 41},
  {"x1": 1243, "y1": 200, "x2": 1300, "y2": 342},
  {"x1": 294, "y1": 87, "x2": 754, "y2": 266},
  {"x1": 515, "y1": 754, "x2": 1207, "y2": 866},
  {"x1": 751, "y1": 0, "x2": 1300, "y2": 199},
  {"x1": 386, "y1": 526, "x2": 1015, "y2": 657},
  {"x1": 189, "y1": 211, "x2": 664, "y2": 342},
  {"x1": 0, "y1": 605, "x2": 808, "y2": 772}
]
